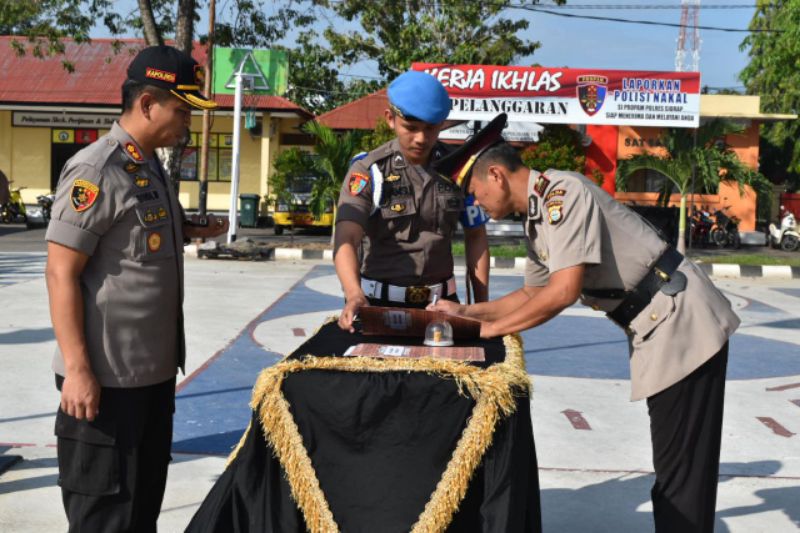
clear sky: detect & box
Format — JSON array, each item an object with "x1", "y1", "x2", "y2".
[
  {"x1": 93, "y1": 1, "x2": 757, "y2": 91},
  {"x1": 519, "y1": 1, "x2": 755, "y2": 91}
]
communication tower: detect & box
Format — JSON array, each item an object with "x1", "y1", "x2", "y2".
[{"x1": 675, "y1": 0, "x2": 701, "y2": 72}]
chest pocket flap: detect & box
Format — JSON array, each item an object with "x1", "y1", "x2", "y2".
[
  {"x1": 380, "y1": 196, "x2": 417, "y2": 241},
  {"x1": 134, "y1": 203, "x2": 175, "y2": 261}
]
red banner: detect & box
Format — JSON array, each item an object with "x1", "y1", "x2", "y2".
[{"x1": 412, "y1": 63, "x2": 701, "y2": 128}]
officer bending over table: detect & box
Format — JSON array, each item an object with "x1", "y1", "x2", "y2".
[
  {"x1": 430, "y1": 114, "x2": 740, "y2": 533},
  {"x1": 335, "y1": 71, "x2": 490, "y2": 332},
  {"x1": 45, "y1": 46, "x2": 227, "y2": 532}
]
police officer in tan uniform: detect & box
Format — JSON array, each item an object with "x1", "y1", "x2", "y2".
[
  {"x1": 335, "y1": 71, "x2": 490, "y2": 332},
  {"x1": 45, "y1": 46, "x2": 227, "y2": 532},
  {"x1": 430, "y1": 114, "x2": 739, "y2": 533}
]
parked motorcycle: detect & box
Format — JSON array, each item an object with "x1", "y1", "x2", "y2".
[
  {"x1": 36, "y1": 193, "x2": 54, "y2": 223},
  {"x1": 769, "y1": 206, "x2": 799, "y2": 252},
  {"x1": 710, "y1": 208, "x2": 741, "y2": 249},
  {"x1": 0, "y1": 183, "x2": 27, "y2": 224},
  {"x1": 687, "y1": 208, "x2": 714, "y2": 247},
  {"x1": 25, "y1": 192, "x2": 55, "y2": 228}
]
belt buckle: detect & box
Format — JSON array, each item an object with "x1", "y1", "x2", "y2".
[{"x1": 405, "y1": 286, "x2": 431, "y2": 304}]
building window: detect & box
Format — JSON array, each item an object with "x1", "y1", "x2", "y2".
[
  {"x1": 179, "y1": 133, "x2": 234, "y2": 182},
  {"x1": 626, "y1": 168, "x2": 670, "y2": 193}
]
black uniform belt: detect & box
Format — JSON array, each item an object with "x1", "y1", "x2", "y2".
[{"x1": 584, "y1": 247, "x2": 685, "y2": 330}]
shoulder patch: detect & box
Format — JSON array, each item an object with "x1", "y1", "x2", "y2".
[
  {"x1": 533, "y1": 174, "x2": 550, "y2": 197},
  {"x1": 124, "y1": 142, "x2": 144, "y2": 162},
  {"x1": 70, "y1": 179, "x2": 100, "y2": 212},
  {"x1": 545, "y1": 188, "x2": 566, "y2": 201},
  {"x1": 547, "y1": 202, "x2": 564, "y2": 225},
  {"x1": 349, "y1": 172, "x2": 370, "y2": 196},
  {"x1": 124, "y1": 162, "x2": 141, "y2": 173},
  {"x1": 134, "y1": 176, "x2": 150, "y2": 188}
]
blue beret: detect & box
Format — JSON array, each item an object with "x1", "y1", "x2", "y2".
[{"x1": 388, "y1": 71, "x2": 451, "y2": 124}]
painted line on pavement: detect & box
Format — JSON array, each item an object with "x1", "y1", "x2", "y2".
[
  {"x1": 766, "y1": 382, "x2": 800, "y2": 392},
  {"x1": 538, "y1": 466, "x2": 800, "y2": 480},
  {"x1": 756, "y1": 417, "x2": 795, "y2": 438},
  {"x1": 176, "y1": 272, "x2": 310, "y2": 394},
  {"x1": 562, "y1": 409, "x2": 592, "y2": 430}
]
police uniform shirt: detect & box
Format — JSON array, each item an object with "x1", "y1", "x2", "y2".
[
  {"x1": 336, "y1": 139, "x2": 464, "y2": 286},
  {"x1": 46, "y1": 122, "x2": 185, "y2": 388},
  {"x1": 524, "y1": 169, "x2": 740, "y2": 400}
]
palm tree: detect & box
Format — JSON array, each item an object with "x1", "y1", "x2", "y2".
[
  {"x1": 616, "y1": 120, "x2": 758, "y2": 253},
  {"x1": 302, "y1": 121, "x2": 364, "y2": 243}
]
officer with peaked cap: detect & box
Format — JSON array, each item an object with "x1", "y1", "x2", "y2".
[
  {"x1": 429, "y1": 115, "x2": 740, "y2": 532},
  {"x1": 335, "y1": 70, "x2": 491, "y2": 332},
  {"x1": 45, "y1": 45, "x2": 228, "y2": 531}
]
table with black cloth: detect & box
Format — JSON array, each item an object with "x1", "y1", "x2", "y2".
[{"x1": 186, "y1": 321, "x2": 541, "y2": 533}]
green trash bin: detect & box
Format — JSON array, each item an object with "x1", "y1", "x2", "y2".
[{"x1": 238, "y1": 194, "x2": 260, "y2": 228}]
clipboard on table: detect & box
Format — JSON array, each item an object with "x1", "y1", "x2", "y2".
[{"x1": 358, "y1": 306, "x2": 481, "y2": 339}]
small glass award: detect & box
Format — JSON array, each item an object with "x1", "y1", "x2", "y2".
[{"x1": 424, "y1": 320, "x2": 454, "y2": 347}]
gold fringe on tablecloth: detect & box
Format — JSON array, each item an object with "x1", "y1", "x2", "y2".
[{"x1": 226, "y1": 331, "x2": 529, "y2": 533}]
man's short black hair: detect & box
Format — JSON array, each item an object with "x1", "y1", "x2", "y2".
[
  {"x1": 121, "y1": 80, "x2": 173, "y2": 112},
  {"x1": 473, "y1": 142, "x2": 524, "y2": 179}
]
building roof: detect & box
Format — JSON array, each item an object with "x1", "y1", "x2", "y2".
[
  {"x1": 0, "y1": 36, "x2": 309, "y2": 116},
  {"x1": 316, "y1": 88, "x2": 389, "y2": 130},
  {"x1": 700, "y1": 94, "x2": 797, "y2": 122}
]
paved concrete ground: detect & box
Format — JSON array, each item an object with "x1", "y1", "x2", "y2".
[{"x1": 0, "y1": 252, "x2": 798, "y2": 532}]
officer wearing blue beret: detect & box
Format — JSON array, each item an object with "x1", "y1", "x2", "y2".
[{"x1": 335, "y1": 71, "x2": 491, "y2": 331}]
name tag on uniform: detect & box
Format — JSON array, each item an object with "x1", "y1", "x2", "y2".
[{"x1": 528, "y1": 194, "x2": 541, "y2": 221}]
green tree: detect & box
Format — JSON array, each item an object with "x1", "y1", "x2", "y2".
[
  {"x1": 359, "y1": 118, "x2": 395, "y2": 152},
  {"x1": 739, "y1": 0, "x2": 800, "y2": 191},
  {"x1": 268, "y1": 147, "x2": 316, "y2": 209},
  {"x1": 301, "y1": 122, "x2": 364, "y2": 231},
  {"x1": 315, "y1": 0, "x2": 565, "y2": 77},
  {"x1": 519, "y1": 125, "x2": 604, "y2": 187},
  {"x1": 520, "y1": 125, "x2": 586, "y2": 173},
  {"x1": 616, "y1": 121, "x2": 763, "y2": 253}
]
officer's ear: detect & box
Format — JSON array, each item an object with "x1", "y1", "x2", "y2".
[
  {"x1": 486, "y1": 164, "x2": 504, "y2": 184},
  {"x1": 384, "y1": 109, "x2": 396, "y2": 129},
  {"x1": 139, "y1": 91, "x2": 160, "y2": 120}
]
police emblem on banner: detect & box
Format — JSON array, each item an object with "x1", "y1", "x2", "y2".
[
  {"x1": 577, "y1": 75, "x2": 608, "y2": 116},
  {"x1": 70, "y1": 179, "x2": 100, "y2": 212}
]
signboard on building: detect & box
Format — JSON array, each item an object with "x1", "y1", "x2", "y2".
[
  {"x1": 213, "y1": 48, "x2": 288, "y2": 95},
  {"x1": 13, "y1": 111, "x2": 117, "y2": 128},
  {"x1": 412, "y1": 63, "x2": 700, "y2": 128}
]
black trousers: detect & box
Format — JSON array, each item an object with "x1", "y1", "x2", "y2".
[
  {"x1": 647, "y1": 343, "x2": 728, "y2": 533},
  {"x1": 55, "y1": 375, "x2": 176, "y2": 533}
]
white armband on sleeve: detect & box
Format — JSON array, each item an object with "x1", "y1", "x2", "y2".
[{"x1": 369, "y1": 163, "x2": 384, "y2": 215}]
